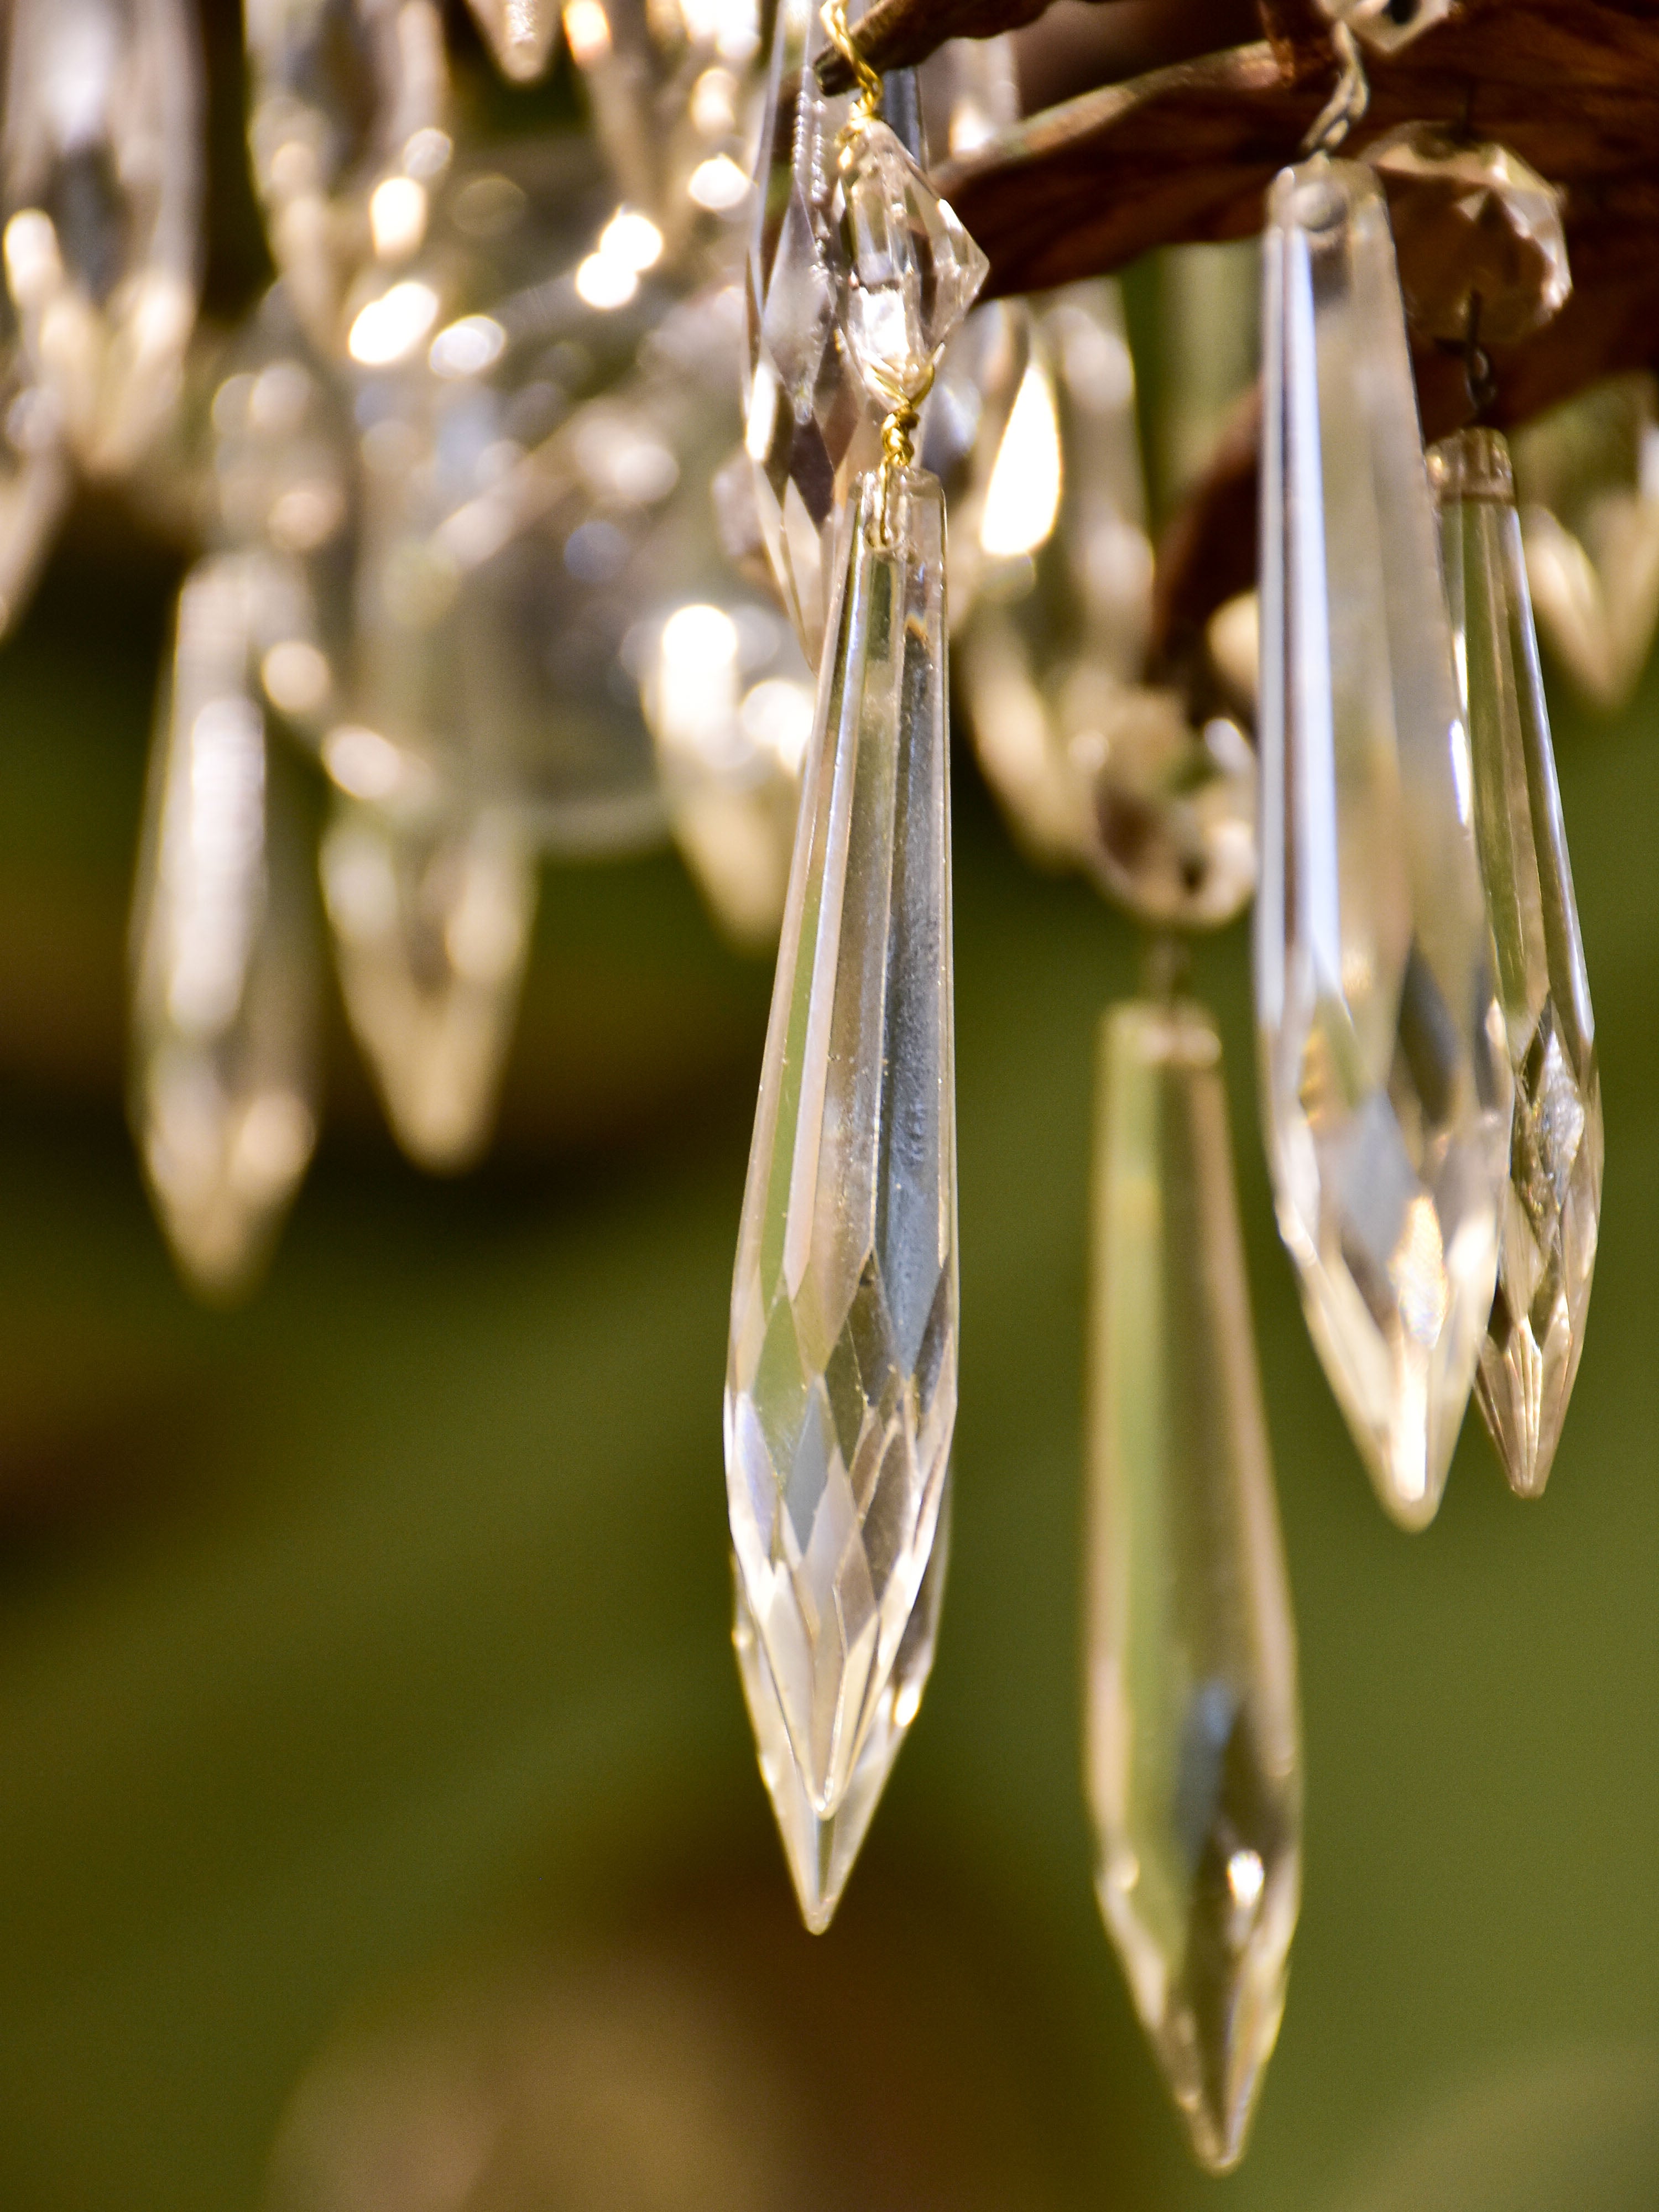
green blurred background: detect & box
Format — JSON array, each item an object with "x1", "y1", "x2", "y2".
[{"x1": 0, "y1": 7, "x2": 1652, "y2": 2208}]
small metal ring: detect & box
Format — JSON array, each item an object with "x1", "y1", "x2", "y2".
[{"x1": 1301, "y1": 19, "x2": 1370, "y2": 156}]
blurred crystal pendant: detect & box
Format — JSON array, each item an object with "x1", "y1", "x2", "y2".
[
  {"x1": 1256, "y1": 156, "x2": 1511, "y2": 1529},
  {"x1": 1, "y1": 0, "x2": 204, "y2": 473},
  {"x1": 1514, "y1": 373, "x2": 1659, "y2": 713},
  {"x1": 464, "y1": 0, "x2": 560, "y2": 81},
  {"x1": 959, "y1": 280, "x2": 1256, "y2": 927},
  {"x1": 243, "y1": 0, "x2": 450, "y2": 354},
  {"x1": 743, "y1": 0, "x2": 881, "y2": 661},
  {"x1": 0, "y1": 317, "x2": 69, "y2": 637},
  {"x1": 1432, "y1": 429, "x2": 1602, "y2": 1498},
  {"x1": 321, "y1": 799, "x2": 536, "y2": 1173},
  {"x1": 734, "y1": 1480, "x2": 949, "y2": 1932},
  {"x1": 1087, "y1": 998, "x2": 1300, "y2": 2174},
  {"x1": 643, "y1": 599, "x2": 815, "y2": 948},
  {"x1": 130, "y1": 556, "x2": 320, "y2": 1301},
  {"x1": 566, "y1": 0, "x2": 760, "y2": 248},
  {"x1": 726, "y1": 463, "x2": 956, "y2": 1897}
]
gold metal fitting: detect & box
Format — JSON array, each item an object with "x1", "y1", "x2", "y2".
[{"x1": 820, "y1": 0, "x2": 881, "y2": 129}]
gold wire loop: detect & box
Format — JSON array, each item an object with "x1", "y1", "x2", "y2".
[
  {"x1": 820, "y1": 0, "x2": 882, "y2": 127},
  {"x1": 874, "y1": 391, "x2": 924, "y2": 547},
  {"x1": 1300, "y1": 19, "x2": 1369, "y2": 156}
]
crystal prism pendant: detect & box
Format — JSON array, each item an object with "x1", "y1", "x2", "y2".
[
  {"x1": 825, "y1": 119, "x2": 989, "y2": 411},
  {"x1": 1256, "y1": 156, "x2": 1512, "y2": 1530},
  {"x1": 734, "y1": 1480, "x2": 950, "y2": 1932},
  {"x1": 1086, "y1": 999, "x2": 1301, "y2": 2174},
  {"x1": 321, "y1": 799, "x2": 537, "y2": 1173},
  {"x1": 464, "y1": 0, "x2": 560, "y2": 82},
  {"x1": 1432, "y1": 429, "x2": 1603, "y2": 1498},
  {"x1": 130, "y1": 555, "x2": 319, "y2": 1300},
  {"x1": 1, "y1": 0, "x2": 204, "y2": 474},
  {"x1": 744, "y1": 0, "x2": 881, "y2": 662},
  {"x1": 726, "y1": 464, "x2": 956, "y2": 1867}
]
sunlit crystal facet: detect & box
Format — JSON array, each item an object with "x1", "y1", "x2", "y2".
[
  {"x1": 1432, "y1": 428, "x2": 1602, "y2": 1498},
  {"x1": 1256, "y1": 157, "x2": 1511, "y2": 1529},
  {"x1": 2, "y1": 0, "x2": 204, "y2": 473},
  {"x1": 826, "y1": 119, "x2": 988, "y2": 411},
  {"x1": 130, "y1": 554, "x2": 319, "y2": 1300},
  {"x1": 734, "y1": 1480, "x2": 949, "y2": 1932},
  {"x1": 321, "y1": 799, "x2": 536, "y2": 1172},
  {"x1": 726, "y1": 465, "x2": 956, "y2": 1856},
  {"x1": 1087, "y1": 1000, "x2": 1301, "y2": 2175},
  {"x1": 744, "y1": 0, "x2": 880, "y2": 661}
]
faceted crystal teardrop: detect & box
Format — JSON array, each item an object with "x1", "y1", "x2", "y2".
[
  {"x1": 734, "y1": 1480, "x2": 950, "y2": 1932},
  {"x1": 464, "y1": 0, "x2": 560, "y2": 82},
  {"x1": 744, "y1": 0, "x2": 881, "y2": 662},
  {"x1": 825, "y1": 119, "x2": 988, "y2": 410},
  {"x1": 1432, "y1": 429, "x2": 1603, "y2": 1498},
  {"x1": 321, "y1": 799, "x2": 537, "y2": 1173},
  {"x1": 130, "y1": 555, "x2": 319, "y2": 1300},
  {"x1": 1256, "y1": 156, "x2": 1511, "y2": 1530},
  {"x1": 1, "y1": 0, "x2": 204, "y2": 474},
  {"x1": 726, "y1": 465, "x2": 956, "y2": 1865},
  {"x1": 1086, "y1": 1000, "x2": 1301, "y2": 2174}
]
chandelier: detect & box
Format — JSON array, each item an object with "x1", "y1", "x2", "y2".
[{"x1": 0, "y1": 0, "x2": 1646, "y2": 2182}]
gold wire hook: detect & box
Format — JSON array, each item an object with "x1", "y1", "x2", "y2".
[
  {"x1": 1300, "y1": 18, "x2": 1369, "y2": 156},
  {"x1": 820, "y1": 0, "x2": 882, "y2": 127}
]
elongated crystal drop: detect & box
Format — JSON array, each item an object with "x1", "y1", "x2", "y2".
[
  {"x1": 464, "y1": 0, "x2": 560, "y2": 82},
  {"x1": 2, "y1": 0, "x2": 204, "y2": 474},
  {"x1": 744, "y1": 0, "x2": 881, "y2": 661},
  {"x1": 1256, "y1": 156, "x2": 1511, "y2": 1530},
  {"x1": 726, "y1": 465, "x2": 956, "y2": 1876},
  {"x1": 131, "y1": 556, "x2": 319, "y2": 1300},
  {"x1": 1432, "y1": 429, "x2": 1602, "y2": 1498},
  {"x1": 734, "y1": 1480, "x2": 950, "y2": 1932},
  {"x1": 321, "y1": 799, "x2": 537, "y2": 1172},
  {"x1": 1087, "y1": 1000, "x2": 1301, "y2": 2176}
]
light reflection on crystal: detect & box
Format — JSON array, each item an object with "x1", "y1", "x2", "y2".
[
  {"x1": 1432, "y1": 427, "x2": 1602, "y2": 1498},
  {"x1": 322, "y1": 797, "x2": 536, "y2": 1171},
  {"x1": 2, "y1": 0, "x2": 204, "y2": 473},
  {"x1": 727, "y1": 465, "x2": 955, "y2": 1848},
  {"x1": 1086, "y1": 1000, "x2": 1300, "y2": 2175},
  {"x1": 734, "y1": 1479, "x2": 948, "y2": 1932},
  {"x1": 1256, "y1": 156, "x2": 1511, "y2": 1528},
  {"x1": 130, "y1": 554, "x2": 319, "y2": 1300}
]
